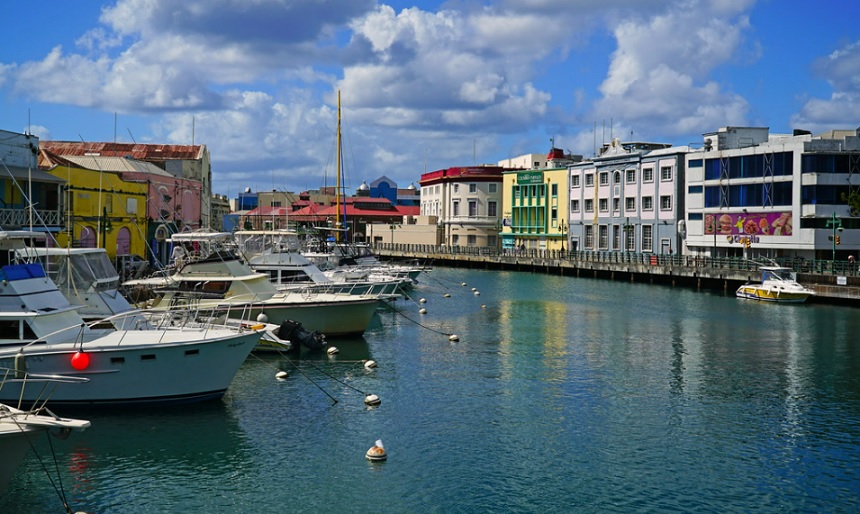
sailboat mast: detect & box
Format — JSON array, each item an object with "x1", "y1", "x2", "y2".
[{"x1": 336, "y1": 90, "x2": 342, "y2": 243}]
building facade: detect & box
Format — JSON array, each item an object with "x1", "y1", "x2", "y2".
[
  {"x1": 568, "y1": 139, "x2": 683, "y2": 254},
  {"x1": 420, "y1": 166, "x2": 504, "y2": 248},
  {"x1": 684, "y1": 126, "x2": 860, "y2": 260}
]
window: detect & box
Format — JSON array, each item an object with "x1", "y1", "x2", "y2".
[
  {"x1": 571, "y1": 199, "x2": 580, "y2": 212},
  {"x1": 660, "y1": 195, "x2": 672, "y2": 211},
  {"x1": 469, "y1": 183, "x2": 477, "y2": 193},
  {"x1": 585, "y1": 199, "x2": 594, "y2": 212},
  {"x1": 612, "y1": 225, "x2": 620, "y2": 250},
  {"x1": 488, "y1": 201, "x2": 497, "y2": 217},
  {"x1": 599, "y1": 199, "x2": 608, "y2": 212},
  {"x1": 551, "y1": 184, "x2": 558, "y2": 196},
  {"x1": 642, "y1": 196, "x2": 653, "y2": 211},
  {"x1": 625, "y1": 197, "x2": 636, "y2": 211},
  {"x1": 661, "y1": 166, "x2": 673, "y2": 181},
  {"x1": 453, "y1": 200, "x2": 460, "y2": 216},
  {"x1": 585, "y1": 174, "x2": 594, "y2": 186},
  {"x1": 453, "y1": 184, "x2": 459, "y2": 193},
  {"x1": 599, "y1": 172, "x2": 609, "y2": 185},
  {"x1": 488, "y1": 183, "x2": 497, "y2": 193},
  {"x1": 585, "y1": 225, "x2": 594, "y2": 249},
  {"x1": 626, "y1": 169, "x2": 636, "y2": 184},
  {"x1": 452, "y1": 234, "x2": 459, "y2": 245},
  {"x1": 614, "y1": 172, "x2": 621, "y2": 184},
  {"x1": 598, "y1": 225, "x2": 608, "y2": 249},
  {"x1": 469, "y1": 200, "x2": 478, "y2": 216},
  {"x1": 643, "y1": 168, "x2": 654, "y2": 182},
  {"x1": 642, "y1": 225, "x2": 653, "y2": 252},
  {"x1": 612, "y1": 198, "x2": 620, "y2": 213},
  {"x1": 467, "y1": 235, "x2": 477, "y2": 246},
  {"x1": 572, "y1": 175, "x2": 580, "y2": 187},
  {"x1": 625, "y1": 223, "x2": 635, "y2": 251}
]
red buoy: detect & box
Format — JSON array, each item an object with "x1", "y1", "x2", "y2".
[{"x1": 70, "y1": 351, "x2": 90, "y2": 371}]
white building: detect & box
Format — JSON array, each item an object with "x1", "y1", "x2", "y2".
[{"x1": 684, "y1": 126, "x2": 860, "y2": 260}]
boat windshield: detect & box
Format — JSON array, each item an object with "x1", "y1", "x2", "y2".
[{"x1": 762, "y1": 268, "x2": 793, "y2": 282}]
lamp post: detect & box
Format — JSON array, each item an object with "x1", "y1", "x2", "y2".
[
  {"x1": 559, "y1": 219, "x2": 567, "y2": 254},
  {"x1": 826, "y1": 211, "x2": 843, "y2": 262},
  {"x1": 622, "y1": 217, "x2": 634, "y2": 254}
]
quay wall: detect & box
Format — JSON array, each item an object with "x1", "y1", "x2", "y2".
[{"x1": 372, "y1": 244, "x2": 860, "y2": 306}]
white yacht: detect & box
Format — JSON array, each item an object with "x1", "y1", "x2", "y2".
[
  {"x1": 0, "y1": 231, "x2": 263, "y2": 407},
  {"x1": 136, "y1": 231, "x2": 382, "y2": 338},
  {"x1": 235, "y1": 230, "x2": 404, "y2": 297}
]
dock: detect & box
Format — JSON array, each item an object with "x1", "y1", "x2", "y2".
[{"x1": 373, "y1": 244, "x2": 860, "y2": 306}]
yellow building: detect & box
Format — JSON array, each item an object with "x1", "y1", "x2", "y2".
[
  {"x1": 43, "y1": 158, "x2": 149, "y2": 260},
  {"x1": 502, "y1": 167, "x2": 570, "y2": 252}
]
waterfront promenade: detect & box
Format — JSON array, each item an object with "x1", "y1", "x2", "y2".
[{"x1": 373, "y1": 243, "x2": 860, "y2": 305}]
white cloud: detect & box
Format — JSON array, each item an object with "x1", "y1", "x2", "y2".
[
  {"x1": 791, "y1": 40, "x2": 860, "y2": 131},
  {"x1": 593, "y1": 0, "x2": 752, "y2": 138}
]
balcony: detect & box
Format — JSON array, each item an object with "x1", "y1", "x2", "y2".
[{"x1": 0, "y1": 207, "x2": 63, "y2": 228}]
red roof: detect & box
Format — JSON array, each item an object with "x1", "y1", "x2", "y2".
[{"x1": 40, "y1": 141, "x2": 205, "y2": 161}]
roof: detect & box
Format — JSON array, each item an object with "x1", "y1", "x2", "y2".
[
  {"x1": 45, "y1": 154, "x2": 173, "y2": 176},
  {"x1": 40, "y1": 141, "x2": 206, "y2": 161},
  {"x1": 1, "y1": 164, "x2": 66, "y2": 184}
]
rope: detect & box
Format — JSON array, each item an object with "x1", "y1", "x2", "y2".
[
  {"x1": 379, "y1": 297, "x2": 455, "y2": 337},
  {"x1": 247, "y1": 350, "x2": 339, "y2": 405}
]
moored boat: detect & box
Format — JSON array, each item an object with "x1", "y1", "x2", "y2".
[{"x1": 736, "y1": 266, "x2": 816, "y2": 303}]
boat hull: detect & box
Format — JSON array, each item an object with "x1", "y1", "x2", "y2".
[
  {"x1": 236, "y1": 297, "x2": 379, "y2": 337},
  {"x1": 0, "y1": 330, "x2": 259, "y2": 407},
  {"x1": 735, "y1": 285, "x2": 813, "y2": 303}
]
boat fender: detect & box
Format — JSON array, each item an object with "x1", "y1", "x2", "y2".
[{"x1": 14, "y1": 350, "x2": 26, "y2": 378}]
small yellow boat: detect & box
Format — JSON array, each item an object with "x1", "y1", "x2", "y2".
[{"x1": 736, "y1": 266, "x2": 816, "y2": 303}]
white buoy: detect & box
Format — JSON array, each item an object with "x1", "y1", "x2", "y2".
[
  {"x1": 443, "y1": 293, "x2": 451, "y2": 298},
  {"x1": 481, "y1": 304, "x2": 486, "y2": 309},
  {"x1": 471, "y1": 287, "x2": 477, "y2": 291},
  {"x1": 419, "y1": 308, "x2": 427, "y2": 314},
  {"x1": 448, "y1": 334, "x2": 459, "y2": 341},
  {"x1": 327, "y1": 346, "x2": 339, "y2": 355},
  {"x1": 461, "y1": 282, "x2": 467, "y2": 286},
  {"x1": 419, "y1": 298, "x2": 427, "y2": 303},
  {"x1": 474, "y1": 291, "x2": 480, "y2": 296},
  {"x1": 256, "y1": 312, "x2": 268, "y2": 323},
  {"x1": 366, "y1": 439, "x2": 387, "y2": 461},
  {"x1": 364, "y1": 394, "x2": 381, "y2": 406},
  {"x1": 364, "y1": 359, "x2": 377, "y2": 369},
  {"x1": 275, "y1": 371, "x2": 289, "y2": 380}
]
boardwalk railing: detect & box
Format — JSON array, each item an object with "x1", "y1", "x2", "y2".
[{"x1": 372, "y1": 243, "x2": 860, "y2": 278}]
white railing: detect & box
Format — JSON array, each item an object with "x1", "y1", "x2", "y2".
[{"x1": 0, "y1": 208, "x2": 63, "y2": 227}]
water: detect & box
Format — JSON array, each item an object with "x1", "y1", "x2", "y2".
[{"x1": 3, "y1": 267, "x2": 859, "y2": 513}]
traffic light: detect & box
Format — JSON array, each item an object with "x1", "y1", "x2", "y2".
[
  {"x1": 836, "y1": 235, "x2": 841, "y2": 245},
  {"x1": 744, "y1": 237, "x2": 751, "y2": 248}
]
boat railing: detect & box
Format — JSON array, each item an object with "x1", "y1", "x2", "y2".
[{"x1": 1, "y1": 366, "x2": 89, "y2": 411}]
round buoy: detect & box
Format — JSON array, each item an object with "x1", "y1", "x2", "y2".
[
  {"x1": 70, "y1": 351, "x2": 90, "y2": 371},
  {"x1": 461, "y1": 282, "x2": 467, "y2": 286},
  {"x1": 364, "y1": 359, "x2": 377, "y2": 369},
  {"x1": 474, "y1": 291, "x2": 480, "y2": 296},
  {"x1": 443, "y1": 293, "x2": 451, "y2": 298},
  {"x1": 419, "y1": 298, "x2": 427, "y2": 303},
  {"x1": 256, "y1": 312, "x2": 268, "y2": 323},
  {"x1": 481, "y1": 304, "x2": 486, "y2": 309},
  {"x1": 327, "y1": 346, "x2": 339, "y2": 355},
  {"x1": 275, "y1": 371, "x2": 289, "y2": 380},
  {"x1": 366, "y1": 440, "x2": 387, "y2": 461},
  {"x1": 471, "y1": 287, "x2": 477, "y2": 291},
  {"x1": 448, "y1": 334, "x2": 459, "y2": 342},
  {"x1": 364, "y1": 394, "x2": 381, "y2": 406},
  {"x1": 419, "y1": 308, "x2": 427, "y2": 314}
]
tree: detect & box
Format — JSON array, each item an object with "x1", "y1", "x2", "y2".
[{"x1": 842, "y1": 191, "x2": 860, "y2": 217}]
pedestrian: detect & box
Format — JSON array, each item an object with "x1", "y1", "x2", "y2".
[{"x1": 171, "y1": 244, "x2": 186, "y2": 268}]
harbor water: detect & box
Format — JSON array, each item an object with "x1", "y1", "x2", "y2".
[{"x1": 3, "y1": 266, "x2": 859, "y2": 513}]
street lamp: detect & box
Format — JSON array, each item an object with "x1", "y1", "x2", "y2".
[
  {"x1": 622, "y1": 217, "x2": 634, "y2": 253},
  {"x1": 826, "y1": 211, "x2": 843, "y2": 262},
  {"x1": 559, "y1": 219, "x2": 567, "y2": 253}
]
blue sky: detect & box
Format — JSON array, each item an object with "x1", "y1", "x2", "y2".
[{"x1": 2, "y1": 0, "x2": 859, "y2": 197}]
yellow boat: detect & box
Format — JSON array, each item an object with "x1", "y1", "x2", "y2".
[{"x1": 736, "y1": 266, "x2": 816, "y2": 303}]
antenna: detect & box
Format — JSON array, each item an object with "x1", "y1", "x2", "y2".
[{"x1": 127, "y1": 128, "x2": 137, "y2": 144}]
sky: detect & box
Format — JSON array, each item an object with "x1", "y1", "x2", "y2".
[{"x1": 2, "y1": 0, "x2": 859, "y2": 197}]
